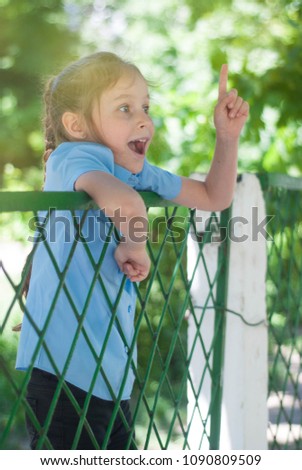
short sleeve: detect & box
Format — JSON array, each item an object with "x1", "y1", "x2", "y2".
[
  {"x1": 135, "y1": 159, "x2": 182, "y2": 200},
  {"x1": 44, "y1": 142, "x2": 114, "y2": 191}
]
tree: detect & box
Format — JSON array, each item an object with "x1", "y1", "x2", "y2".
[
  {"x1": 183, "y1": 0, "x2": 302, "y2": 174},
  {"x1": 2, "y1": 0, "x2": 301, "y2": 178},
  {"x1": 0, "y1": 0, "x2": 80, "y2": 179}
]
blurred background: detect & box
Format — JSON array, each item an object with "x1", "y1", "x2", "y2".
[
  {"x1": 1, "y1": 0, "x2": 302, "y2": 188},
  {"x1": 0, "y1": 0, "x2": 302, "y2": 449}
]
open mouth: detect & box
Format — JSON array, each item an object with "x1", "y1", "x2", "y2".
[{"x1": 127, "y1": 138, "x2": 148, "y2": 156}]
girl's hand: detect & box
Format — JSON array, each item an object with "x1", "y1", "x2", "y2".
[
  {"x1": 214, "y1": 64, "x2": 249, "y2": 140},
  {"x1": 114, "y1": 243, "x2": 151, "y2": 282}
]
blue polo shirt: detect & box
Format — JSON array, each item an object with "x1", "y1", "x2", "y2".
[{"x1": 16, "y1": 142, "x2": 182, "y2": 401}]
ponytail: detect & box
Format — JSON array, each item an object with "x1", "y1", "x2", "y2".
[{"x1": 42, "y1": 78, "x2": 57, "y2": 174}]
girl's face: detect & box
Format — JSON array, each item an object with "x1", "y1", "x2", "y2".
[{"x1": 91, "y1": 72, "x2": 155, "y2": 174}]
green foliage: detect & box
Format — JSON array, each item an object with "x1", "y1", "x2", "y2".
[
  {"x1": 0, "y1": 0, "x2": 80, "y2": 173},
  {"x1": 0, "y1": 336, "x2": 28, "y2": 449},
  {"x1": 71, "y1": 0, "x2": 302, "y2": 176},
  {"x1": 185, "y1": 0, "x2": 233, "y2": 24},
  {"x1": 1, "y1": 0, "x2": 302, "y2": 178},
  {"x1": 0, "y1": 164, "x2": 42, "y2": 242}
]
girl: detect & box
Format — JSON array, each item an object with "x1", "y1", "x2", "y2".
[{"x1": 16, "y1": 51, "x2": 249, "y2": 449}]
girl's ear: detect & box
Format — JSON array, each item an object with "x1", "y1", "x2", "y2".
[{"x1": 61, "y1": 112, "x2": 88, "y2": 139}]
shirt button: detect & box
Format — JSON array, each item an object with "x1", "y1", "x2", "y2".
[
  {"x1": 128, "y1": 175, "x2": 137, "y2": 184},
  {"x1": 128, "y1": 305, "x2": 132, "y2": 313}
]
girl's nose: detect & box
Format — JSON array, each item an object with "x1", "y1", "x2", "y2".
[{"x1": 137, "y1": 111, "x2": 152, "y2": 129}]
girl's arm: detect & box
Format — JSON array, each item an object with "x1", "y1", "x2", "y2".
[
  {"x1": 75, "y1": 170, "x2": 150, "y2": 282},
  {"x1": 172, "y1": 64, "x2": 249, "y2": 211}
]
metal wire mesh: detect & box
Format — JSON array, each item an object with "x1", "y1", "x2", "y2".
[
  {"x1": 2, "y1": 175, "x2": 301, "y2": 451},
  {"x1": 259, "y1": 174, "x2": 302, "y2": 450},
  {"x1": 0, "y1": 191, "x2": 229, "y2": 450}
]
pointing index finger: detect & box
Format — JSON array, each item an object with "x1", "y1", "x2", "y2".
[{"x1": 218, "y1": 64, "x2": 228, "y2": 100}]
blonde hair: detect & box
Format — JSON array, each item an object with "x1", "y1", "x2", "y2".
[{"x1": 43, "y1": 51, "x2": 145, "y2": 164}]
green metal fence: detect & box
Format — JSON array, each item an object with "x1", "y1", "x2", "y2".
[
  {"x1": 1, "y1": 174, "x2": 301, "y2": 450},
  {"x1": 0, "y1": 190, "x2": 230, "y2": 450},
  {"x1": 259, "y1": 174, "x2": 302, "y2": 450}
]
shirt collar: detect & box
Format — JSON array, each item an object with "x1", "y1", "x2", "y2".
[
  {"x1": 114, "y1": 162, "x2": 144, "y2": 187},
  {"x1": 114, "y1": 163, "x2": 133, "y2": 182}
]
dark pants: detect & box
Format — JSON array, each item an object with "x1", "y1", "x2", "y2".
[{"x1": 26, "y1": 368, "x2": 134, "y2": 450}]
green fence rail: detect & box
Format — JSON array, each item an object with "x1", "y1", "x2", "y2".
[
  {"x1": 0, "y1": 190, "x2": 230, "y2": 450},
  {"x1": 259, "y1": 174, "x2": 302, "y2": 450}
]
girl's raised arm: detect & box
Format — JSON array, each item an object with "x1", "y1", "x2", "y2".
[{"x1": 172, "y1": 64, "x2": 249, "y2": 211}]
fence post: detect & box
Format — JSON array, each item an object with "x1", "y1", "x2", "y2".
[{"x1": 187, "y1": 173, "x2": 268, "y2": 450}]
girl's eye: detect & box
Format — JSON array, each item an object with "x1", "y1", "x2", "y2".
[
  {"x1": 120, "y1": 105, "x2": 129, "y2": 113},
  {"x1": 143, "y1": 105, "x2": 150, "y2": 114}
]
